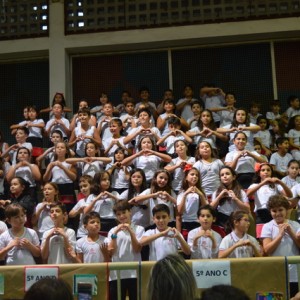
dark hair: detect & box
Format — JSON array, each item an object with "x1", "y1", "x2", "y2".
[
  {"x1": 150, "y1": 169, "x2": 172, "y2": 194},
  {"x1": 216, "y1": 166, "x2": 243, "y2": 205},
  {"x1": 197, "y1": 109, "x2": 216, "y2": 130},
  {"x1": 11, "y1": 176, "x2": 30, "y2": 196},
  {"x1": 195, "y1": 141, "x2": 217, "y2": 160},
  {"x1": 51, "y1": 130, "x2": 63, "y2": 139},
  {"x1": 201, "y1": 284, "x2": 250, "y2": 300},
  {"x1": 49, "y1": 202, "x2": 67, "y2": 214},
  {"x1": 79, "y1": 175, "x2": 98, "y2": 194},
  {"x1": 52, "y1": 102, "x2": 65, "y2": 110},
  {"x1": 233, "y1": 131, "x2": 248, "y2": 141},
  {"x1": 84, "y1": 141, "x2": 99, "y2": 157},
  {"x1": 27, "y1": 105, "x2": 39, "y2": 114},
  {"x1": 53, "y1": 142, "x2": 71, "y2": 159},
  {"x1": 138, "y1": 136, "x2": 157, "y2": 151},
  {"x1": 250, "y1": 101, "x2": 261, "y2": 109},
  {"x1": 275, "y1": 137, "x2": 289, "y2": 147},
  {"x1": 287, "y1": 114, "x2": 300, "y2": 131},
  {"x1": 287, "y1": 159, "x2": 300, "y2": 168},
  {"x1": 267, "y1": 195, "x2": 290, "y2": 211},
  {"x1": 77, "y1": 107, "x2": 91, "y2": 116},
  {"x1": 167, "y1": 116, "x2": 181, "y2": 127},
  {"x1": 125, "y1": 98, "x2": 135, "y2": 106},
  {"x1": 181, "y1": 167, "x2": 204, "y2": 194},
  {"x1": 197, "y1": 204, "x2": 217, "y2": 218},
  {"x1": 83, "y1": 211, "x2": 101, "y2": 225},
  {"x1": 287, "y1": 95, "x2": 299, "y2": 106},
  {"x1": 190, "y1": 100, "x2": 203, "y2": 109},
  {"x1": 226, "y1": 210, "x2": 249, "y2": 232},
  {"x1": 253, "y1": 163, "x2": 273, "y2": 183},
  {"x1": 231, "y1": 108, "x2": 250, "y2": 127},
  {"x1": 152, "y1": 203, "x2": 170, "y2": 216},
  {"x1": 16, "y1": 126, "x2": 29, "y2": 136},
  {"x1": 52, "y1": 92, "x2": 66, "y2": 107},
  {"x1": 16, "y1": 146, "x2": 31, "y2": 163},
  {"x1": 94, "y1": 171, "x2": 111, "y2": 193},
  {"x1": 127, "y1": 168, "x2": 147, "y2": 200},
  {"x1": 137, "y1": 108, "x2": 151, "y2": 118},
  {"x1": 225, "y1": 92, "x2": 236, "y2": 100},
  {"x1": 256, "y1": 115, "x2": 269, "y2": 129},
  {"x1": 23, "y1": 278, "x2": 73, "y2": 300},
  {"x1": 271, "y1": 100, "x2": 281, "y2": 107},
  {"x1": 113, "y1": 201, "x2": 132, "y2": 214},
  {"x1": 139, "y1": 86, "x2": 150, "y2": 94},
  {"x1": 5, "y1": 203, "x2": 26, "y2": 219}
]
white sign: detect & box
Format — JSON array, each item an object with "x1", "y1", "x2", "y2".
[
  {"x1": 192, "y1": 260, "x2": 231, "y2": 288},
  {"x1": 24, "y1": 266, "x2": 59, "y2": 291}
]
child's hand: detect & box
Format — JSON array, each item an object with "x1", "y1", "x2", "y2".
[
  {"x1": 19, "y1": 238, "x2": 31, "y2": 249},
  {"x1": 8, "y1": 238, "x2": 20, "y2": 249},
  {"x1": 100, "y1": 243, "x2": 110, "y2": 257},
  {"x1": 278, "y1": 223, "x2": 288, "y2": 237},
  {"x1": 163, "y1": 227, "x2": 176, "y2": 238}
]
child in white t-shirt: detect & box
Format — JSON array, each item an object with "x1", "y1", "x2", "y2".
[
  {"x1": 0, "y1": 204, "x2": 40, "y2": 265},
  {"x1": 140, "y1": 204, "x2": 190, "y2": 261}
]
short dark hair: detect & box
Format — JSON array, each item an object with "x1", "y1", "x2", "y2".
[
  {"x1": 83, "y1": 211, "x2": 101, "y2": 225},
  {"x1": 267, "y1": 195, "x2": 290, "y2": 211},
  {"x1": 113, "y1": 201, "x2": 131, "y2": 214},
  {"x1": 5, "y1": 203, "x2": 26, "y2": 219},
  {"x1": 49, "y1": 202, "x2": 67, "y2": 214},
  {"x1": 152, "y1": 203, "x2": 170, "y2": 216},
  {"x1": 275, "y1": 137, "x2": 289, "y2": 147}
]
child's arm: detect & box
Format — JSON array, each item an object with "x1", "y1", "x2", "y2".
[
  {"x1": 27, "y1": 120, "x2": 45, "y2": 129},
  {"x1": 203, "y1": 128, "x2": 228, "y2": 142},
  {"x1": 41, "y1": 228, "x2": 57, "y2": 261},
  {"x1": 148, "y1": 149, "x2": 172, "y2": 163},
  {"x1": 246, "y1": 180, "x2": 269, "y2": 197},
  {"x1": 289, "y1": 137, "x2": 300, "y2": 150},
  {"x1": 69, "y1": 202, "x2": 85, "y2": 218},
  {"x1": 19, "y1": 237, "x2": 41, "y2": 257},
  {"x1": 156, "y1": 132, "x2": 173, "y2": 146},
  {"x1": 139, "y1": 228, "x2": 169, "y2": 246},
  {"x1": 174, "y1": 228, "x2": 191, "y2": 255},
  {"x1": 85, "y1": 130, "x2": 102, "y2": 148},
  {"x1": 31, "y1": 202, "x2": 48, "y2": 226},
  {"x1": 262, "y1": 225, "x2": 286, "y2": 255},
  {"x1": 83, "y1": 194, "x2": 102, "y2": 215},
  {"x1": 224, "y1": 151, "x2": 245, "y2": 170},
  {"x1": 175, "y1": 130, "x2": 193, "y2": 144},
  {"x1": 0, "y1": 238, "x2": 19, "y2": 260},
  {"x1": 100, "y1": 243, "x2": 111, "y2": 262},
  {"x1": 123, "y1": 128, "x2": 143, "y2": 145},
  {"x1": 273, "y1": 178, "x2": 293, "y2": 198},
  {"x1": 121, "y1": 151, "x2": 141, "y2": 166},
  {"x1": 55, "y1": 161, "x2": 77, "y2": 181},
  {"x1": 218, "y1": 239, "x2": 246, "y2": 258},
  {"x1": 254, "y1": 137, "x2": 272, "y2": 157},
  {"x1": 36, "y1": 147, "x2": 54, "y2": 165},
  {"x1": 43, "y1": 162, "x2": 56, "y2": 182}
]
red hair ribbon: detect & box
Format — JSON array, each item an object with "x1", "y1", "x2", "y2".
[{"x1": 184, "y1": 164, "x2": 193, "y2": 172}]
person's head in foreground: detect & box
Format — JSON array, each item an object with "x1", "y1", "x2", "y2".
[{"x1": 201, "y1": 284, "x2": 250, "y2": 300}]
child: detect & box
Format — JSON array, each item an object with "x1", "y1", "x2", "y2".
[
  {"x1": 106, "y1": 148, "x2": 131, "y2": 194},
  {"x1": 103, "y1": 118, "x2": 128, "y2": 158},
  {"x1": 254, "y1": 115, "x2": 272, "y2": 157},
  {"x1": 177, "y1": 167, "x2": 208, "y2": 233},
  {"x1": 90, "y1": 92, "x2": 109, "y2": 121},
  {"x1": 218, "y1": 210, "x2": 261, "y2": 258},
  {"x1": 266, "y1": 100, "x2": 282, "y2": 126},
  {"x1": 164, "y1": 140, "x2": 196, "y2": 194},
  {"x1": 97, "y1": 102, "x2": 116, "y2": 140},
  {"x1": 261, "y1": 195, "x2": 300, "y2": 297},
  {"x1": 249, "y1": 102, "x2": 262, "y2": 124},
  {"x1": 270, "y1": 137, "x2": 293, "y2": 178},
  {"x1": 187, "y1": 100, "x2": 203, "y2": 129},
  {"x1": 83, "y1": 171, "x2": 119, "y2": 232},
  {"x1": 157, "y1": 117, "x2": 192, "y2": 156},
  {"x1": 140, "y1": 204, "x2": 190, "y2": 260},
  {"x1": 210, "y1": 166, "x2": 250, "y2": 227},
  {"x1": 45, "y1": 103, "x2": 70, "y2": 142},
  {"x1": 247, "y1": 163, "x2": 292, "y2": 234},
  {"x1": 41, "y1": 203, "x2": 76, "y2": 264},
  {"x1": 193, "y1": 141, "x2": 224, "y2": 198},
  {"x1": 122, "y1": 136, "x2": 171, "y2": 184},
  {"x1": 135, "y1": 86, "x2": 157, "y2": 120},
  {"x1": 120, "y1": 99, "x2": 138, "y2": 135},
  {"x1": 2, "y1": 127, "x2": 32, "y2": 165},
  {"x1": 132, "y1": 170, "x2": 177, "y2": 228},
  {"x1": 69, "y1": 175, "x2": 95, "y2": 239},
  {"x1": 75, "y1": 211, "x2": 110, "y2": 263},
  {"x1": 121, "y1": 168, "x2": 149, "y2": 228},
  {"x1": 187, "y1": 205, "x2": 222, "y2": 259},
  {"x1": 285, "y1": 95, "x2": 300, "y2": 120},
  {"x1": 282, "y1": 160, "x2": 300, "y2": 189},
  {"x1": 66, "y1": 142, "x2": 111, "y2": 178},
  {"x1": 107, "y1": 201, "x2": 145, "y2": 300},
  {"x1": 31, "y1": 182, "x2": 59, "y2": 239},
  {"x1": 177, "y1": 85, "x2": 199, "y2": 121},
  {"x1": 68, "y1": 107, "x2": 101, "y2": 157},
  {"x1": 0, "y1": 204, "x2": 40, "y2": 265},
  {"x1": 288, "y1": 115, "x2": 300, "y2": 160}
]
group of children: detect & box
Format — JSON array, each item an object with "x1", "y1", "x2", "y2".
[{"x1": 0, "y1": 87, "x2": 300, "y2": 298}]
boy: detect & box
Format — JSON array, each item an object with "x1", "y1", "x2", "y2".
[
  {"x1": 157, "y1": 117, "x2": 192, "y2": 155},
  {"x1": 177, "y1": 85, "x2": 199, "y2": 121},
  {"x1": 135, "y1": 87, "x2": 157, "y2": 120},
  {"x1": 0, "y1": 204, "x2": 40, "y2": 265},
  {"x1": 120, "y1": 99, "x2": 137, "y2": 135},
  {"x1": 285, "y1": 95, "x2": 300, "y2": 120},
  {"x1": 261, "y1": 195, "x2": 300, "y2": 298},
  {"x1": 75, "y1": 211, "x2": 110, "y2": 263},
  {"x1": 187, "y1": 100, "x2": 203, "y2": 128},
  {"x1": 107, "y1": 201, "x2": 144, "y2": 300},
  {"x1": 249, "y1": 102, "x2": 262, "y2": 124},
  {"x1": 270, "y1": 137, "x2": 293, "y2": 178},
  {"x1": 266, "y1": 100, "x2": 282, "y2": 126},
  {"x1": 2, "y1": 127, "x2": 32, "y2": 165},
  {"x1": 140, "y1": 204, "x2": 190, "y2": 261},
  {"x1": 41, "y1": 203, "x2": 76, "y2": 264},
  {"x1": 97, "y1": 102, "x2": 116, "y2": 140},
  {"x1": 90, "y1": 92, "x2": 109, "y2": 121},
  {"x1": 45, "y1": 103, "x2": 70, "y2": 141}
]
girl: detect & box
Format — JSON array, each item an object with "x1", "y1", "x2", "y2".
[
  {"x1": 83, "y1": 171, "x2": 119, "y2": 232},
  {"x1": 107, "y1": 148, "x2": 131, "y2": 194},
  {"x1": 120, "y1": 169, "x2": 149, "y2": 228},
  {"x1": 210, "y1": 166, "x2": 250, "y2": 227},
  {"x1": 225, "y1": 131, "x2": 266, "y2": 189},
  {"x1": 217, "y1": 108, "x2": 260, "y2": 152},
  {"x1": 103, "y1": 118, "x2": 129, "y2": 158},
  {"x1": 187, "y1": 205, "x2": 222, "y2": 259},
  {"x1": 288, "y1": 115, "x2": 300, "y2": 160},
  {"x1": 6, "y1": 147, "x2": 41, "y2": 203},
  {"x1": 282, "y1": 160, "x2": 300, "y2": 188},
  {"x1": 66, "y1": 142, "x2": 111, "y2": 178},
  {"x1": 122, "y1": 136, "x2": 171, "y2": 184},
  {"x1": 193, "y1": 141, "x2": 224, "y2": 199},
  {"x1": 69, "y1": 175, "x2": 96, "y2": 239},
  {"x1": 68, "y1": 108, "x2": 101, "y2": 157},
  {"x1": 177, "y1": 167, "x2": 208, "y2": 234},
  {"x1": 132, "y1": 170, "x2": 177, "y2": 228},
  {"x1": 247, "y1": 163, "x2": 292, "y2": 232},
  {"x1": 218, "y1": 210, "x2": 261, "y2": 258},
  {"x1": 164, "y1": 140, "x2": 195, "y2": 194},
  {"x1": 186, "y1": 109, "x2": 227, "y2": 153},
  {"x1": 254, "y1": 116, "x2": 272, "y2": 157},
  {"x1": 31, "y1": 182, "x2": 59, "y2": 239},
  {"x1": 40, "y1": 92, "x2": 72, "y2": 118},
  {"x1": 43, "y1": 142, "x2": 77, "y2": 215},
  {"x1": 156, "y1": 99, "x2": 188, "y2": 136},
  {"x1": 123, "y1": 108, "x2": 161, "y2": 149}
]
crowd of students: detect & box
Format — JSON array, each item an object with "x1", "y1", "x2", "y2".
[{"x1": 0, "y1": 86, "x2": 300, "y2": 299}]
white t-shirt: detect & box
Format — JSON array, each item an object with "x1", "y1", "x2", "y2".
[
  {"x1": 35, "y1": 203, "x2": 54, "y2": 239},
  {"x1": 0, "y1": 227, "x2": 39, "y2": 265},
  {"x1": 107, "y1": 224, "x2": 144, "y2": 280},
  {"x1": 142, "y1": 228, "x2": 183, "y2": 261},
  {"x1": 270, "y1": 152, "x2": 293, "y2": 173},
  {"x1": 133, "y1": 155, "x2": 162, "y2": 182},
  {"x1": 19, "y1": 119, "x2": 44, "y2": 138},
  {"x1": 261, "y1": 219, "x2": 300, "y2": 282},
  {"x1": 41, "y1": 226, "x2": 76, "y2": 264},
  {"x1": 188, "y1": 227, "x2": 222, "y2": 259},
  {"x1": 225, "y1": 150, "x2": 258, "y2": 174},
  {"x1": 188, "y1": 126, "x2": 217, "y2": 148},
  {"x1": 72, "y1": 199, "x2": 89, "y2": 238},
  {"x1": 45, "y1": 117, "x2": 70, "y2": 138},
  {"x1": 219, "y1": 231, "x2": 260, "y2": 258},
  {"x1": 75, "y1": 235, "x2": 106, "y2": 263},
  {"x1": 177, "y1": 192, "x2": 201, "y2": 222},
  {"x1": 89, "y1": 192, "x2": 119, "y2": 219}
]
